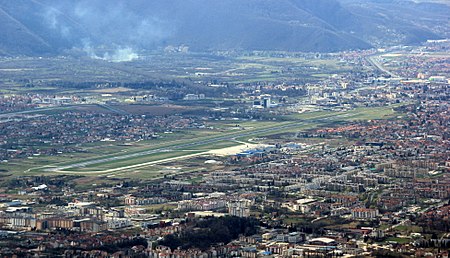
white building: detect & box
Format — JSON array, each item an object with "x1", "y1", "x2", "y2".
[{"x1": 351, "y1": 208, "x2": 379, "y2": 219}]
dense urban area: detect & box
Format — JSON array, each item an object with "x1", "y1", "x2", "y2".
[{"x1": 0, "y1": 40, "x2": 449, "y2": 257}]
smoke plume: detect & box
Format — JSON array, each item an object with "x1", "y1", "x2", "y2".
[
  {"x1": 40, "y1": 0, "x2": 173, "y2": 59},
  {"x1": 82, "y1": 40, "x2": 138, "y2": 62}
]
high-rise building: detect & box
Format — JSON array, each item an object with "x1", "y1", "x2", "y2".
[{"x1": 261, "y1": 94, "x2": 271, "y2": 108}]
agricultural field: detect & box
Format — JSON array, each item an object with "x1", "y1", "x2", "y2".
[{"x1": 0, "y1": 51, "x2": 356, "y2": 90}]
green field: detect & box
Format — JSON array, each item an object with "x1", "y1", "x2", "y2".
[
  {"x1": 61, "y1": 140, "x2": 237, "y2": 173},
  {"x1": 0, "y1": 105, "x2": 403, "y2": 181},
  {"x1": 385, "y1": 237, "x2": 412, "y2": 244}
]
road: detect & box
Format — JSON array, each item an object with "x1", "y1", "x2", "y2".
[
  {"x1": 45, "y1": 112, "x2": 355, "y2": 173},
  {"x1": 366, "y1": 54, "x2": 400, "y2": 78},
  {"x1": 0, "y1": 106, "x2": 69, "y2": 119},
  {"x1": 386, "y1": 219, "x2": 410, "y2": 232},
  {"x1": 0, "y1": 103, "x2": 127, "y2": 119},
  {"x1": 418, "y1": 200, "x2": 448, "y2": 214},
  {"x1": 386, "y1": 200, "x2": 448, "y2": 232},
  {"x1": 97, "y1": 104, "x2": 130, "y2": 115}
]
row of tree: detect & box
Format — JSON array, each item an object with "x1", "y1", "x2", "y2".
[{"x1": 159, "y1": 216, "x2": 259, "y2": 250}]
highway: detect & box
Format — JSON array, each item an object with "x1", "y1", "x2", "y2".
[{"x1": 366, "y1": 54, "x2": 400, "y2": 78}]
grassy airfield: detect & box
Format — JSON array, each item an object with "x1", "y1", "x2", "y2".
[{"x1": 0, "y1": 105, "x2": 400, "y2": 182}]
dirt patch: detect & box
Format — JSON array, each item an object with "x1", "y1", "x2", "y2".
[{"x1": 208, "y1": 143, "x2": 267, "y2": 156}]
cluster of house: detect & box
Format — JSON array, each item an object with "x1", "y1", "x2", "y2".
[{"x1": 0, "y1": 112, "x2": 203, "y2": 161}]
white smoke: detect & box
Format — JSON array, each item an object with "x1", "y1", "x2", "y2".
[
  {"x1": 40, "y1": 1, "x2": 174, "y2": 57},
  {"x1": 103, "y1": 47, "x2": 139, "y2": 62},
  {"x1": 70, "y1": 1, "x2": 173, "y2": 46},
  {"x1": 82, "y1": 40, "x2": 138, "y2": 62},
  {"x1": 45, "y1": 8, "x2": 58, "y2": 29},
  {"x1": 81, "y1": 40, "x2": 100, "y2": 59},
  {"x1": 42, "y1": 6, "x2": 72, "y2": 39}
]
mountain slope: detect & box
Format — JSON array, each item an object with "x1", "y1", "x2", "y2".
[{"x1": 0, "y1": 0, "x2": 447, "y2": 56}]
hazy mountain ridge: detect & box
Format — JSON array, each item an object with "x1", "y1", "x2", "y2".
[{"x1": 0, "y1": 0, "x2": 448, "y2": 56}]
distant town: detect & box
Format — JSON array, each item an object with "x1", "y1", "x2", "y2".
[{"x1": 0, "y1": 40, "x2": 449, "y2": 257}]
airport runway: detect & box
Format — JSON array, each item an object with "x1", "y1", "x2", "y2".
[{"x1": 45, "y1": 112, "x2": 354, "y2": 172}]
